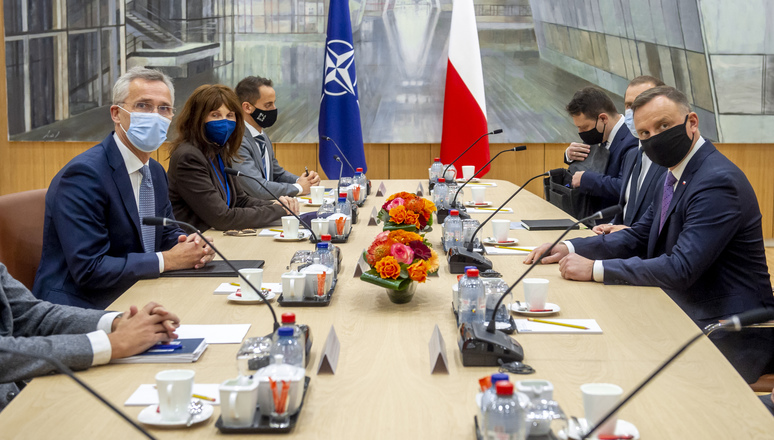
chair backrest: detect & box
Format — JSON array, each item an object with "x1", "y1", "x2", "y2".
[{"x1": 0, "y1": 189, "x2": 47, "y2": 290}]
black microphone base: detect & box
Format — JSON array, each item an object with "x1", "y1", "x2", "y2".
[
  {"x1": 448, "y1": 247, "x2": 492, "y2": 274},
  {"x1": 458, "y1": 322, "x2": 524, "y2": 367}
]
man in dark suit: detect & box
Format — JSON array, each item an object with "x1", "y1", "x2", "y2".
[
  {"x1": 2, "y1": 262, "x2": 180, "y2": 411},
  {"x1": 593, "y1": 76, "x2": 667, "y2": 235},
  {"x1": 233, "y1": 76, "x2": 320, "y2": 199},
  {"x1": 526, "y1": 86, "x2": 774, "y2": 382},
  {"x1": 33, "y1": 67, "x2": 214, "y2": 310},
  {"x1": 564, "y1": 87, "x2": 639, "y2": 219}
]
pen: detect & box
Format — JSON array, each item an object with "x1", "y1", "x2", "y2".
[
  {"x1": 597, "y1": 436, "x2": 634, "y2": 440},
  {"x1": 304, "y1": 166, "x2": 309, "y2": 176},
  {"x1": 192, "y1": 394, "x2": 216, "y2": 402},
  {"x1": 475, "y1": 207, "x2": 508, "y2": 211},
  {"x1": 494, "y1": 245, "x2": 534, "y2": 252},
  {"x1": 269, "y1": 228, "x2": 283, "y2": 233},
  {"x1": 529, "y1": 309, "x2": 553, "y2": 312},
  {"x1": 230, "y1": 282, "x2": 240, "y2": 286},
  {"x1": 527, "y1": 318, "x2": 589, "y2": 330}
]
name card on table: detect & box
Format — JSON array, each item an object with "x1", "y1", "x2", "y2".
[
  {"x1": 416, "y1": 182, "x2": 424, "y2": 197},
  {"x1": 368, "y1": 207, "x2": 379, "y2": 226},
  {"x1": 376, "y1": 182, "x2": 387, "y2": 197},
  {"x1": 353, "y1": 250, "x2": 371, "y2": 277},
  {"x1": 317, "y1": 325, "x2": 341, "y2": 375},
  {"x1": 428, "y1": 325, "x2": 449, "y2": 374}
]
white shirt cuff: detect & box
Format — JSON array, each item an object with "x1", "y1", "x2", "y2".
[
  {"x1": 292, "y1": 183, "x2": 303, "y2": 195},
  {"x1": 157, "y1": 252, "x2": 165, "y2": 273},
  {"x1": 565, "y1": 149, "x2": 573, "y2": 163},
  {"x1": 593, "y1": 260, "x2": 604, "y2": 282},
  {"x1": 87, "y1": 330, "x2": 113, "y2": 366},
  {"x1": 563, "y1": 240, "x2": 575, "y2": 253},
  {"x1": 97, "y1": 312, "x2": 122, "y2": 334}
]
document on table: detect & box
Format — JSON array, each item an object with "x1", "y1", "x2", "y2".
[
  {"x1": 467, "y1": 207, "x2": 514, "y2": 214},
  {"x1": 214, "y1": 282, "x2": 282, "y2": 294},
  {"x1": 125, "y1": 383, "x2": 221, "y2": 406},
  {"x1": 484, "y1": 245, "x2": 536, "y2": 255},
  {"x1": 175, "y1": 324, "x2": 251, "y2": 344},
  {"x1": 514, "y1": 319, "x2": 602, "y2": 334}
]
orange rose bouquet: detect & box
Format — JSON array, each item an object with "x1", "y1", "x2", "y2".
[
  {"x1": 359, "y1": 229, "x2": 439, "y2": 291},
  {"x1": 377, "y1": 192, "x2": 436, "y2": 232}
]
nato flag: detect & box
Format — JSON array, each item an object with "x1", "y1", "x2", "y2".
[{"x1": 318, "y1": 0, "x2": 367, "y2": 178}]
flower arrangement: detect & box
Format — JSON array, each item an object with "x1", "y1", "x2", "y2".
[
  {"x1": 377, "y1": 191, "x2": 436, "y2": 232},
  {"x1": 360, "y1": 230, "x2": 440, "y2": 291}
]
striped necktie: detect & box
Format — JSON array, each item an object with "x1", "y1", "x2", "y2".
[
  {"x1": 659, "y1": 172, "x2": 677, "y2": 233},
  {"x1": 139, "y1": 165, "x2": 155, "y2": 253}
]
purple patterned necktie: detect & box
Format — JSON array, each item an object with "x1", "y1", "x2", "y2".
[{"x1": 659, "y1": 172, "x2": 677, "y2": 233}]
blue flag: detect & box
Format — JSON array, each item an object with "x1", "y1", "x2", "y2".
[{"x1": 318, "y1": 0, "x2": 366, "y2": 179}]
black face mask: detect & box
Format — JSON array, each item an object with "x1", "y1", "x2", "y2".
[
  {"x1": 250, "y1": 107, "x2": 278, "y2": 128},
  {"x1": 641, "y1": 115, "x2": 694, "y2": 168},
  {"x1": 578, "y1": 117, "x2": 606, "y2": 145}
]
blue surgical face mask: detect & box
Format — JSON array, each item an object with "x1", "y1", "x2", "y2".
[
  {"x1": 205, "y1": 119, "x2": 236, "y2": 146},
  {"x1": 118, "y1": 107, "x2": 171, "y2": 153},
  {"x1": 624, "y1": 108, "x2": 638, "y2": 138}
]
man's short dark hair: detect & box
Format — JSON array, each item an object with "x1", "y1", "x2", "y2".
[
  {"x1": 628, "y1": 75, "x2": 665, "y2": 88},
  {"x1": 631, "y1": 86, "x2": 691, "y2": 114},
  {"x1": 565, "y1": 86, "x2": 618, "y2": 120},
  {"x1": 235, "y1": 76, "x2": 274, "y2": 105}
]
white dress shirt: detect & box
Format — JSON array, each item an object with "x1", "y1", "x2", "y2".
[{"x1": 86, "y1": 312, "x2": 123, "y2": 365}]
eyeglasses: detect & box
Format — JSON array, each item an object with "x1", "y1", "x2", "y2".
[{"x1": 120, "y1": 101, "x2": 175, "y2": 118}]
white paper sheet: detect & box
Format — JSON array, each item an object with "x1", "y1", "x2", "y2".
[
  {"x1": 484, "y1": 245, "x2": 536, "y2": 255},
  {"x1": 125, "y1": 384, "x2": 221, "y2": 406},
  {"x1": 214, "y1": 282, "x2": 282, "y2": 294},
  {"x1": 467, "y1": 207, "x2": 513, "y2": 214},
  {"x1": 175, "y1": 324, "x2": 251, "y2": 344},
  {"x1": 514, "y1": 319, "x2": 602, "y2": 334}
]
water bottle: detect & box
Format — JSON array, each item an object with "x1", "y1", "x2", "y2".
[
  {"x1": 320, "y1": 234, "x2": 340, "y2": 274},
  {"x1": 480, "y1": 373, "x2": 510, "y2": 415},
  {"x1": 454, "y1": 265, "x2": 476, "y2": 316},
  {"x1": 433, "y1": 178, "x2": 449, "y2": 210},
  {"x1": 314, "y1": 242, "x2": 335, "y2": 272},
  {"x1": 355, "y1": 168, "x2": 367, "y2": 202},
  {"x1": 458, "y1": 268, "x2": 485, "y2": 326},
  {"x1": 446, "y1": 181, "x2": 459, "y2": 209},
  {"x1": 430, "y1": 157, "x2": 443, "y2": 184},
  {"x1": 482, "y1": 271, "x2": 512, "y2": 325},
  {"x1": 317, "y1": 196, "x2": 335, "y2": 218},
  {"x1": 279, "y1": 313, "x2": 306, "y2": 367},
  {"x1": 270, "y1": 327, "x2": 304, "y2": 368},
  {"x1": 335, "y1": 194, "x2": 352, "y2": 217},
  {"x1": 444, "y1": 209, "x2": 463, "y2": 250},
  {"x1": 482, "y1": 381, "x2": 529, "y2": 440}
]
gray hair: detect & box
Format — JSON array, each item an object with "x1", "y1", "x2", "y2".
[
  {"x1": 112, "y1": 67, "x2": 175, "y2": 105},
  {"x1": 631, "y1": 86, "x2": 690, "y2": 114}
]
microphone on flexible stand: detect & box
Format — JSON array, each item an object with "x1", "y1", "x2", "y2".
[
  {"x1": 458, "y1": 205, "x2": 622, "y2": 367},
  {"x1": 321, "y1": 135, "x2": 358, "y2": 174},
  {"x1": 333, "y1": 155, "x2": 345, "y2": 200},
  {"x1": 442, "y1": 128, "x2": 503, "y2": 180},
  {"x1": 142, "y1": 217, "x2": 280, "y2": 330},
  {"x1": 576, "y1": 307, "x2": 774, "y2": 439},
  {"x1": 0, "y1": 347, "x2": 157, "y2": 439},
  {"x1": 223, "y1": 168, "x2": 318, "y2": 242},
  {"x1": 450, "y1": 145, "x2": 527, "y2": 208},
  {"x1": 447, "y1": 170, "x2": 548, "y2": 274}
]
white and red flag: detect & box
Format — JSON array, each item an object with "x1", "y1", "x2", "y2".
[{"x1": 440, "y1": 0, "x2": 491, "y2": 176}]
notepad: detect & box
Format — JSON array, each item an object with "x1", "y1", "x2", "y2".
[
  {"x1": 175, "y1": 324, "x2": 251, "y2": 344},
  {"x1": 514, "y1": 319, "x2": 602, "y2": 334},
  {"x1": 520, "y1": 219, "x2": 579, "y2": 231},
  {"x1": 111, "y1": 338, "x2": 208, "y2": 364}
]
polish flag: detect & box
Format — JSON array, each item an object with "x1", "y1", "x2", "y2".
[{"x1": 440, "y1": 0, "x2": 491, "y2": 177}]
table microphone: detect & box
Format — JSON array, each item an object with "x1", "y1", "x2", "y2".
[
  {"x1": 446, "y1": 170, "x2": 549, "y2": 274},
  {"x1": 321, "y1": 135, "x2": 357, "y2": 174},
  {"x1": 142, "y1": 217, "x2": 280, "y2": 330},
  {"x1": 442, "y1": 128, "x2": 503, "y2": 179},
  {"x1": 578, "y1": 307, "x2": 774, "y2": 439},
  {"x1": 450, "y1": 145, "x2": 526, "y2": 208},
  {"x1": 333, "y1": 155, "x2": 345, "y2": 198},
  {"x1": 0, "y1": 346, "x2": 157, "y2": 440},
  {"x1": 223, "y1": 167, "x2": 318, "y2": 242}
]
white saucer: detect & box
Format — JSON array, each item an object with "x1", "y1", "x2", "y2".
[
  {"x1": 465, "y1": 201, "x2": 493, "y2": 207},
  {"x1": 558, "y1": 418, "x2": 639, "y2": 440},
  {"x1": 483, "y1": 237, "x2": 519, "y2": 246},
  {"x1": 508, "y1": 302, "x2": 560, "y2": 316},
  {"x1": 305, "y1": 202, "x2": 323, "y2": 207},
  {"x1": 457, "y1": 178, "x2": 480, "y2": 183},
  {"x1": 138, "y1": 403, "x2": 214, "y2": 428},
  {"x1": 227, "y1": 291, "x2": 275, "y2": 303},
  {"x1": 273, "y1": 230, "x2": 311, "y2": 241}
]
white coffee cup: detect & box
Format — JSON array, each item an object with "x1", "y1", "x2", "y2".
[
  {"x1": 219, "y1": 377, "x2": 260, "y2": 428},
  {"x1": 491, "y1": 219, "x2": 510, "y2": 242},
  {"x1": 156, "y1": 369, "x2": 195, "y2": 422},
  {"x1": 238, "y1": 268, "x2": 263, "y2": 300},
  {"x1": 281, "y1": 271, "x2": 306, "y2": 300},
  {"x1": 471, "y1": 186, "x2": 486, "y2": 204},
  {"x1": 311, "y1": 218, "x2": 329, "y2": 238},
  {"x1": 523, "y1": 278, "x2": 549, "y2": 310},
  {"x1": 581, "y1": 383, "x2": 623, "y2": 435},
  {"x1": 462, "y1": 165, "x2": 475, "y2": 180},
  {"x1": 310, "y1": 186, "x2": 325, "y2": 204},
  {"x1": 282, "y1": 216, "x2": 300, "y2": 238}
]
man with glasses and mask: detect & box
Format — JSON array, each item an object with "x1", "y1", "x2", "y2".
[
  {"x1": 526, "y1": 86, "x2": 774, "y2": 383},
  {"x1": 233, "y1": 76, "x2": 320, "y2": 199},
  {"x1": 33, "y1": 67, "x2": 215, "y2": 310},
  {"x1": 564, "y1": 87, "x2": 639, "y2": 220}
]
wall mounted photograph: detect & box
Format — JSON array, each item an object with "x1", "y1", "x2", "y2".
[{"x1": 4, "y1": 0, "x2": 773, "y2": 143}]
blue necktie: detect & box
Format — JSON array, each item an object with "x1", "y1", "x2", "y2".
[
  {"x1": 624, "y1": 151, "x2": 643, "y2": 225},
  {"x1": 139, "y1": 165, "x2": 155, "y2": 253},
  {"x1": 659, "y1": 172, "x2": 677, "y2": 234}
]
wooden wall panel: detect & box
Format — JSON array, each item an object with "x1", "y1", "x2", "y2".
[
  {"x1": 544, "y1": 143, "x2": 569, "y2": 173},
  {"x1": 389, "y1": 143, "x2": 433, "y2": 179},
  {"x1": 272, "y1": 142, "x2": 318, "y2": 179},
  {"x1": 363, "y1": 143, "x2": 389, "y2": 180},
  {"x1": 716, "y1": 143, "x2": 774, "y2": 238}
]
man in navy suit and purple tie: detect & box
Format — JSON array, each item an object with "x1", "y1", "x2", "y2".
[{"x1": 526, "y1": 86, "x2": 774, "y2": 383}]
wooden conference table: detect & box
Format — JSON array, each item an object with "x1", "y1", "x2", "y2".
[{"x1": 2, "y1": 179, "x2": 774, "y2": 439}]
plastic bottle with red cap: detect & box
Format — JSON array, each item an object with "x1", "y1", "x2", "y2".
[
  {"x1": 444, "y1": 209, "x2": 463, "y2": 249},
  {"x1": 430, "y1": 157, "x2": 444, "y2": 185},
  {"x1": 433, "y1": 177, "x2": 449, "y2": 210},
  {"x1": 481, "y1": 381, "x2": 530, "y2": 440},
  {"x1": 354, "y1": 167, "x2": 367, "y2": 203},
  {"x1": 458, "y1": 267, "x2": 484, "y2": 326},
  {"x1": 274, "y1": 312, "x2": 306, "y2": 368}
]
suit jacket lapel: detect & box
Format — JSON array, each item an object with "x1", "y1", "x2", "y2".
[
  {"x1": 631, "y1": 160, "x2": 659, "y2": 218},
  {"x1": 249, "y1": 134, "x2": 267, "y2": 178},
  {"x1": 104, "y1": 135, "x2": 143, "y2": 241}
]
